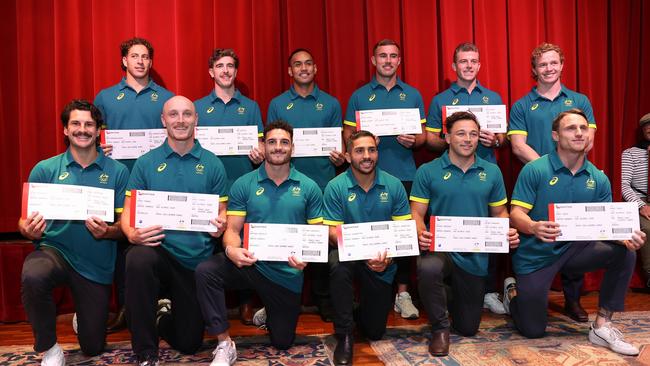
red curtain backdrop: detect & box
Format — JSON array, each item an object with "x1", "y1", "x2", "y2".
[{"x1": 1, "y1": 0, "x2": 649, "y2": 232}]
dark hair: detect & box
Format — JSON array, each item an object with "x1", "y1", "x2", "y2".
[
  {"x1": 264, "y1": 120, "x2": 293, "y2": 140},
  {"x1": 445, "y1": 111, "x2": 480, "y2": 132},
  {"x1": 453, "y1": 42, "x2": 479, "y2": 63},
  {"x1": 346, "y1": 130, "x2": 376, "y2": 151},
  {"x1": 288, "y1": 48, "x2": 313, "y2": 66},
  {"x1": 208, "y1": 48, "x2": 239, "y2": 69},
  {"x1": 60, "y1": 99, "x2": 103, "y2": 146},
  {"x1": 120, "y1": 38, "x2": 154, "y2": 71},
  {"x1": 551, "y1": 108, "x2": 588, "y2": 132},
  {"x1": 531, "y1": 42, "x2": 564, "y2": 80},
  {"x1": 373, "y1": 39, "x2": 401, "y2": 54}
]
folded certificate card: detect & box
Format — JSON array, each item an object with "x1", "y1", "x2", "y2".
[
  {"x1": 292, "y1": 127, "x2": 342, "y2": 157},
  {"x1": 442, "y1": 105, "x2": 507, "y2": 133},
  {"x1": 129, "y1": 189, "x2": 220, "y2": 232},
  {"x1": 548, "y1": 202, "x2": 639, "y2": 241},
  {"x1": 355, "y1": 108, "x2": 422, "y2": 136},
  {"x1": 336, "y1": 220, "x2": 419, "y2": 261},
  {"x1": 243, "y1": 223, "x2": 328, "y2": 263},
  {"x1": 195, "y1": 126, "x2": 259, "y2": 156},
  {"x1": 22, "y1": 182, "x2": 115, "y2": 222},
  {"x1": 429, "y1": 216, "x2": 509, "y2": 253},
  {"x1": 101, "y1": 129, "x2": 167, "y2": 160}
]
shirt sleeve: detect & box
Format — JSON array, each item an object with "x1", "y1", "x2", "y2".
[
  {"x1": 305, "y1": 182, "x2": 323, "y2": 224},
  {"x1": 488, "y1": 167, "x2": 508, "y2": 207},
  {"x1": 94, "y1": 92, "x2": 107, "y2": 128},
  {"x1": 577, "y1": 94, "x2": 596, "y2": 128},
  {"x1": 343, "y1": 93, "x2": 359, "y2": 127},
  {"x1": 126, "y1": 159, "x2": 148, "y2": 192},
  {"x1": 226, "y1": 177, "x2": 248, "y2": 216},
  {"x1": 415, "y1": 91, "x2": 426, "y2": 122},
  {"x1": 322, "y1": 182, "x2": 344, "y2": 225},
  {"x1": 391, "y1": 182, "x2": 412, "y2": 220},
  {"x1": 507, "y1": 99, "x2": 528, "y2": 137},
  {"x1": 114, "y1": 164, "x2": 129, "y2": 211},
  {"x1": 211, "y1": 157, "x2": 229, "y2": 201},
  {"x1": 426, "y1": 96, "x2": 443, "y2": 133},
  {"x1": 27, "y1": 162, "x2": 48, "y2": 183},
  {"x1": 409, "y1": 166, "x2": 431, "y2": 204},
  {"x1": 267, "y1": 98, "x2": 279, "y2": 125},
  {"x1": 511, "y1": 163, "x2": 538, "y2": 209},
  {"x1": 329, "y1": 98, "x2": 343, "y2": 128},
  {"x1": 595, "y1": 171, "x2": 613, "y2": 203},
  {"x1": 251, "y1": 101, "x2": 264, "y2": 138},
  {"x1": 621, "y1": 148, "x2": 645, "y2": 207}
]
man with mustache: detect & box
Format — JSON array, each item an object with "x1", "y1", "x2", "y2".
[
  {"x1": 344, "y1": 38, "x2": 427, "y2": 320},
  {"x1": 266, "y1": 48, "x2": 344, "y2": 322},
  {"x1": 94, "y1": 37, "x2": 174, "y2": 332},
  {"x1": 410, "y1": 111, "x2": 518, "y2": 356},
  {"x1": 195, "y1": 121, "x2": 323, "y2": 366},
  {"x1": 323, "y1": 130, "x2": 412, "y2": 365},
  {"x1": 19, "y1": 99, "x2": 129, "y2": 366},
  {"x1": 508, "y1": 43, "x2": 597, "y2": 322},
  {"x1": 506, "y1": 109, "x2": 645, "y2": 356},
  {"x1": 121, "y1": 96, "x2": 228, "y2": 366}
]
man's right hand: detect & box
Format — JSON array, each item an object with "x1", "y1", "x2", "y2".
[
  {"x1": 640, "y1": 205, "x2": 650, "y2": 221},
  {"x1": 127, "y1": 225, "x2": 164, "y2": 246},
  {"x1": 20, "y1": 212, "x2": 46, "y2": 240},
  {"x1": 100, "y1": 143, "x2": 113, "y2": 156},
  {"x1": 418, "y1": 229, "x2": 432, "y2": 251},
  {"x1": 225, "y1": 246, "x2": 257, "y2": 268},
  {"x1": 530, "y1": 220, "x2": 561, "y2": 242}
]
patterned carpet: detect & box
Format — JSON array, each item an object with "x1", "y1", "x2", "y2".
[{"x1": 371, "y1": 311, "x2": 650, "y2": 365}]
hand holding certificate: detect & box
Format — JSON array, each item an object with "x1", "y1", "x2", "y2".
[
  {"x1": 548, "y1": 202, "x2": 640, "y2": 241},
  {"x1": 22, "y1": 182, "x2": 115, "y2": 223},
  {"x1": 196, "y1": 126, "x2": 259, "y2": 156},
  {"x1": 129, "y1": 190, "x2": 220, "y2": 232},
  {"x1": 442, "y1": 105, "x2": 507, "y2": 133},
  {"x1": 292, "y1": 127, "x2": 342, "y2": 157},
  {"x1": 243, "y1": 223, "x2": 328, "y2": 263},
  {"x1": 101, "y1": 129, "x2": 167, "y2": 160},
  {"x1": 336, "y1": 220, "x2": 419, "y2": 261},
  {"x1": 429, "y1": 216, "x2": 509, "y2": 253},
  {"x1": 355, "y1": 108, "x2": 422, "y2": 136}
]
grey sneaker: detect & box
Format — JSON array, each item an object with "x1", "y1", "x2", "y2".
[
  {"x1": 41, "y1": 343, "x2": 64, "y2": 366},
  {"x1": 394, "y1": 292, "x2": 419, "y2": 319},
  {"x1": 252, "y1": 307, "x2": 267, "y2": 329},
  {"x1": 502, "y1": 277, "x2": 516, "y2": 315},
  {"x1": 210, "y1": 339, "x2": 237, "y2": 366},
  {"x1": 483, "y1": 292, "x2": 506, "y2": 314},
  {"x1": 589, "y1": 322, "x2": 639, "y2": 356}
]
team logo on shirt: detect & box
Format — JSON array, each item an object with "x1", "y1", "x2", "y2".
[
  {"x1": 157, "y1": 163, "x2": 167, "y2": 172},
  {"x1": 348, "y1": 192, "x2": 356, "y2": 202},
  {"x1": 451, "y1": 98, "x2": 459, "y2": 105},
  {"x1": 58, "y1": 172, "x2": 69, "y2": 180},
  {"x1": 531, "y1": 103, "x2": 539, "y2": 111},
  {"x1": 549, "y1": 176, "x2": 559, "y2": 185},
  {"x1": 116, "y1": 92, "x2": 125, "y2": 101},
  {"x1": 99, "y1": 173, "x2": 109, "y2": 184},
  {"x1": 206, "y1": 106, "x2": 214, "y2": 114},
  {"x1": 291, "y1": 186, "x2": 302, "y2": 196},
  {"x1": 586, "y1": 178, "x2": 596, "y2": 189},
  {"x1": 369, "y1": 94, "x2": 376, "y2": 102},
  {"x1": 286, "y1": 102, "x2": 294, "y2": 110},
  {"x1": 195, "y1": 163, "x2": 205, "y2": 175},
  {"x1": 399, "y1": 92, "x2": 407, "y2": 101},
  {"x1": 564, "y1": 99, "x2": 573, "y2": 106},
  {"x1": 478, "y1": 171, "x2": 487, "y2": 181},
  {"x1": 256, "y1": 187, "x2": 265, "y2": 196},
  {"x1": 379, "y1": 191, "x2": 389, "y2": 202},
  {"x1": 151, "y1": 92, "x2": 159, "y2": 102},
  {"x1": 443, "y1": 172, "x2": 452, "y2": 180},
  {"x1": 482, "y1": 96, "x2": 489, "y2": 104},
  {"x1": 237, "y1": 106, "x2": 246, "y2": 115},
  {"x1": 315, "y1": 103, "x2": 324, "y2": 111}
]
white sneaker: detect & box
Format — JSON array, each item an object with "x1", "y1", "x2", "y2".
[
  {"x1": 483, "y1": 292, "x2": 506, "y2": 314},
  {"x1": 41, "y1": 343, "x2": 65, "y2": 366},
  {"x1": 502, "y1": 277, "x2": 516, "y2": 315},
  {"x1": 394, "y1": 292, "x2": 419, "y2": 319},
  {"x1": 210, "y1": 339, "x2": 237, "y2": 366},
  {"x1": 156, "y1": 298, "x2": 172, "y2": 326},
  {"x1": 72, "y1": 313, "x2": 78, "y2": 334},
  {"x1": 252, "y1": 307, "x2": 266, "y2": 328},
  {"x1": 589, "y1": 322, "x2": 639, "y2": 356}
]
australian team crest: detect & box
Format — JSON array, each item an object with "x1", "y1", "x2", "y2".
[
  {"x1": 379, "y1": 191, "x2": 389, "y2": 202},
  {"x1": 564, "y1": 99, "x2": 573, "y2": 106},
  {"x1": 237, "y1": 106, "x2": 246, "y2": 115},
  {"x1": 478, "y1": 171, "x2": 487, "y2": 181},
  {"x1": 315, "y1": 102, "x2": 324, "y2": 111},
  {"x1": 399, "y1": 92, "x2": 406, "y2": 101},
  {"x1": 291, "y1": 186, "x2": 302, "y2": 196},
  {"x1": 99, "y1": 173, "x2": 109, "y2": 184},
  {"x1": 195, "y1": 163, "x2": 205, "y2": 175},
  {"x1": 482, "y1": 96, "x2": 489, "y2": 104},
  {"x1": 585, "y1": 178, "x2": 595, "y2": 189},
  {"x1": 151, "y1": 92, "x2": 159, "y2": 102}
]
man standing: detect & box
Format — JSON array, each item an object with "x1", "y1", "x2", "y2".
[
  {"x1": 343, "y1": 39, "x2": 427, "y2": 319},
  {"x1": 506, "y1": 109, "x2": 645, "y2": 356},
  {"x1": 621, "y1": 112, "x2": 650, "y2": 287},
  {"x1": 323, "y1": 130, "x2": 412, "y2": 365},
  {"x1": 20, "y1": 100, "x2": 129, "y2": 365},
  {"x1": 195, "y1": 121, "x2": 323, "y2": 366},
  {"x1": 267, "y1": 48, "x2": 344, "y2": 321},
  {"x1": 94, "y1": 37, "x2": 174, "y2": 332},
  {"x1": 121, "y1": 96, "x2": 228, "y2": 366},
  {"x1": 508, "y1": 42, "x2": 596, "y2": 321}
]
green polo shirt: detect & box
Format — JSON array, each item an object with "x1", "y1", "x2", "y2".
[
  {"x1": 195, "y1": 89, "x2": 264, "y2": 188},
  {"x1": 426, "y1": 82, "x2": 503, "y2": 163},
  {"x1": 94, "y1": 77, "x2": 174, "y2": 171},
  {"x1": 409, "y1": 151, "x2": 507, "y2": 276},
  {"x1": 507, "y1": 85, "x2": 596, "y2": 156},
  {"x1": 127, "y1": 140, "x2": 228, "y2": 270},
  {"x1": 28, "y1": 149, "x2": 129, "y2": 285},
  {"x1": 227, "y1": 165, "x2": 323, "y2": 293},
  {"x1": 344, "y1": 77, "x2": 426, "y2": 181},
  {"x1": 510, "y1": 150, "x2": 611, "y2": 275},
  {"x1": 267, "y1": 85, "x2": 342, "y2": 190},
  {"x1": 323, "y1": 168, "x2": 411, "y2": 283}
]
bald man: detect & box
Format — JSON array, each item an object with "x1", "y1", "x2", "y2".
[{"x1": 121, "y1": 96, "x2": 229, "y2": 366}]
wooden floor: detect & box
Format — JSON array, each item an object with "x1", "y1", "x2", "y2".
[{"x1": 2, "y1": 290, "x2": 650, "y2": 365}]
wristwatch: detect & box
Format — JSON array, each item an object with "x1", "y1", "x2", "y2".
[{"x1": 494, "y1": 139, "x2": 501, "y2": 148}]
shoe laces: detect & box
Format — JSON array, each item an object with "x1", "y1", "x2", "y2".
[{"x1": 212, "y1": 342, "x2": 231, "y2": 360}]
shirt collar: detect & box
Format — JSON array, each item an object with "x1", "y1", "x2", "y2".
[
  {"x1": 210, "y1": 89, "x2": 242, "y2": 104},
  {"x1": 256, "y1": 164, "x2": 301, "y2": 184},
  {"x1": 450, "y1": 81, "x2": 485, "y2": 94},
  {"x1": 63, "y1": 147, "x2": 106, "y2": 169},
  {"x1": 161, "y1": 139, "x2": 203, "y2": 160},
  {"x1": 289, "y1": 84, "x2": 320, "y2": 100},
  {"x1": 440, "y1": 150, "x2": 483, "y2": 171},
  {"x1": 343, "y1": 167, "x2": 385, "y2": 190},
  {"x1": 548, "y1": 149, "x2": 590, "y2": 175},
  {"x1": 369, "y1": 76, "x2": 405, "y2": 91},
  {"x1": 531, "y1": 84, "x2": 569, "y2": 100},
  {"x1": 118, "y1": 77, "x2": 160, "y2": 93}
]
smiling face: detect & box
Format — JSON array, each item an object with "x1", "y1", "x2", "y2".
[
  {"x1": 64, "y1": 110, "x2": 99, "y2": 150},
  {"x1": 552, "y1": 113, "x2": 589, "y2": 154},
  {"x1": 445, "y1": 119, "x2": 479, "y2": 159},
  {"x1": 264, "y1": 128, "x2": 293, "y2": 166},
  {"x1": 372, "y1": 44, "x2": 401, "y2": 79},
  {"x1": 346, "y1": 135, "x2": 378, "y2": 176},
  {"x1": 122, "y1": 44, "x2": 152, "y2": 80},
  {"x1": 288, "y1": 50, "x2": 317, "y2": 87},
  {"x1": 533, "y1": 50, "x2": 563, "y2": 86},
  {"x1": 209, "y1": 55, "x2": 237, "y2": 90},
  {"x1": 452, "y1": 50, "x2": 481, "y2": 84},
  {"x1": 161, "y1": 96, "x2": 197, "y2": 143}
]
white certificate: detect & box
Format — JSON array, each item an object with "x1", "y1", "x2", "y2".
[
  {"x1": 442, "y1": 105, "x2": 507, "y2": 133},
  {"x1": 130, "y1": 190, "x2": 220, "y2": 232},
  {"x1": 101, "y1": 129, "x2": 167, "y2": 159},
  {"x1": 22, "y1": 182, "x2": 115, "y2": 223},
  {"x1": 196, "y1": 126, "x2": 259, "y2": 156},
  {"x1": 292, "y1": 127, "x2": 342, "y2": 157},
  {"x1": 549, "y1": 202, "x2": 639, "y2": 241},
  {"x1": 336, "y1": 220, "x2": 419, "y2": 261},
  {"x1": 355, "y1": 108, "x2": 422, "y2": 136},
  {"x1": 243, "y1": 223, "x2": 328, "y2": 263},
  {"x1": 429, "y1": 216, "x2": 509, "y2": 253}
]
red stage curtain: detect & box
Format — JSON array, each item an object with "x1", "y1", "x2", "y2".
[{"x1": 1, "y1": 1, "x2": 648, "y2": 227}]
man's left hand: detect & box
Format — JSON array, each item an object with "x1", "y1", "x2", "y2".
[
  {"x1": 288, "y1": 255, "x2": 307, "y2": 270},
  {"x1": 366, "y1": 250, "x2": 390, "y2": 272},
  {"x1": 479, "y1": 130, "x2": 496, "y2": 147},
  {"x1": 623, "y1": 229, "x2": 646, "y2": 250},
  {"x1": 208, "y1": 217, "x2": 227, "y2": 238},
  {"x1": 86, "y1": 216, "x2": 109, "y2": 239},
  {"x1": 396, "y1": 134, "x2": 416, "y2": 148},
  {"x1": 248, "y1": 147, "x2": 264, "y2": 165},
  {"x1": 329, "y1": 150, "x2": 346, "y2": 166},
  {"x1": 508, "y1": 227, "x2": 520, "y2": 249}
]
